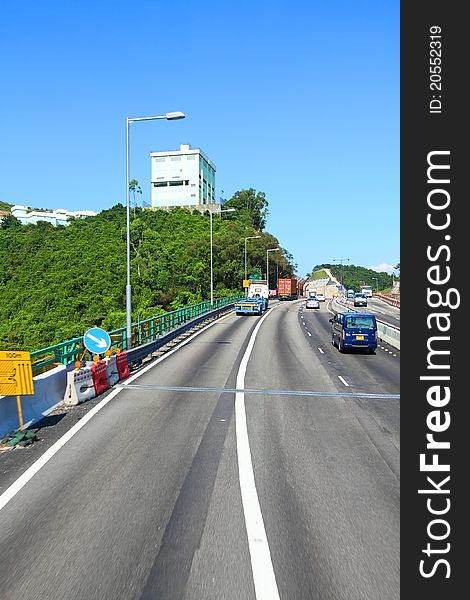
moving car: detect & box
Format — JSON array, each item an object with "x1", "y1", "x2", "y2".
[
  {"x1": 346, "y1": 289, "x2": 355, "y2": 298},
  {"x1": 329, "y1": 312, "x2": 377, "y2": 353},
  {"x1": 353, "y1": 293, "x2": 368, "y2": 307},
  {"x1": 305, "y1": 297, "x2": 320, "y2": 309},
  {"x1": 316, "y1": 292, "x2": 325, "y2": 302}
]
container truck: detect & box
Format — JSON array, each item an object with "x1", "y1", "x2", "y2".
[{"x1": 277, "y1": 276, "x2": 298, "y2": 301}]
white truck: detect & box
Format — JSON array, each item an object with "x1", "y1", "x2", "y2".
[
  {"x1": 304, "y1": 282, "x2": 317, "y2": 298},
  {"x1": 247, "y1": 279, "x2": 269, "y2": 311}
]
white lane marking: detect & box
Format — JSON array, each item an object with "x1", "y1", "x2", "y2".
[
  {"x1": 338, "y1": 376, "x2": 350, "y2": 387},
  {"x1": 0, "y1": 312, "x2": 233, "y2": 513},
  {"x1": 318, "y1": 347, "x2": 324, "y2": 354},
  {"x1": 307, "y1": 332, "x2": 312, "y2": 337},
  {"x1": 302, "y1": 321, "x2": 306, "y2": 326},
  {"x1": 393, "y1": 354, "x2": 397, "y2": 357},
  {"x1": 235, "y1": 309, "x2": 281, "y2": 600}
]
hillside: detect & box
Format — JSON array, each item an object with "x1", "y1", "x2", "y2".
[
  {"x1": 0, "y1": 202, "x2": 294, "y2": 351},
  {"x1": 311, "y1": 264, "x2": 397, "y2": 292},
  {"x1": 0, "y1": 201, "x2": 12, "y2": 211}
]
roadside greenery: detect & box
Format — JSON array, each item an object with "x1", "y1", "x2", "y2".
[
  {"x1": 312, "y1": 264, "x2": 398, "y2": 292},
  {"x1": 0, "y1": 191, "x2": 294, "y2": 351}
]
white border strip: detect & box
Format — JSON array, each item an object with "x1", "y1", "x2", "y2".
[{"x1": 235, "y1": 307, "x2": 280, "y2": 600}]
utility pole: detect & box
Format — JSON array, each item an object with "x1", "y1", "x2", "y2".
[{"x1": 333, "y1": 258, "x2": 350, "y2": 291}]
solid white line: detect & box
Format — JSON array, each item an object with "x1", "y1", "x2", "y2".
[
  {"x1": 318, "y1": 347, "x2": 324, "y2": 354},
  {"x1": 235, "y1": 308, "x2": 281, "y2": 600},
  {"x1": 338, "y1": 376, "x2": 350, "y2": 387},
  {"x1": 0, "y1": 312, "x2": 232, "y2": 513}
]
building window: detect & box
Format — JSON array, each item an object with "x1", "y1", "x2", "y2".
[
  {"x1": 191, "y1": 194, "x2": 196, "y2": 197},
  {"x1": 187, "y1": 155, "x2": 196, "y2": 160},
  {"x1": 153, "y1": 182, "x2": 168, "y2": 187},
  {"x1": 170, "y1": 156, "x2": 181, "y2": 161},
  {"x1": 155, "y1": 157, "x2": 166, "y2": 162},
  {"x1": 169, "y1": 181, "x2": 184, "y2": 186}
]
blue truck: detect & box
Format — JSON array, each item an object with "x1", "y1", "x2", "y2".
[{"x1": 234, "y1": 297, "x2": 265, "y2": 315}]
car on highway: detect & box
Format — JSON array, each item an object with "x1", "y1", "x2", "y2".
[
  {"x1": 329, "y1": 312, "x2": 377, "y2": 353},
  {"x1": 316, "y1": 292, "x2": 325, "y2": 302},
  {"x1": 346, "y1": 289, "x2": 355, "y2": 298},
  {"x1": 305, "y1": 297, "x2": 320, "y2": 309},
  {"x1": 353, "y1": 293, "x2": 368, "y2": 307}
]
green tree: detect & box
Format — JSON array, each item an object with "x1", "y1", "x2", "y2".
[
  {"x1": 223, "y1": 188, "x2": 269, "y2": 231},
  {"x1": 1, "y1": 214, "x2": 21, "y2": 229},
  {"x1": 129, "y1": 179, "x2": 142, "y2": 217}
]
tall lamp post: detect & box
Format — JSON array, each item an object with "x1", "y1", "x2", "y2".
[
  {"x1": 266, "y1": 248, "x2": 280, "y2": 290},
  {"x1": 244, "y1": 235, "x2": 262, "y2": 282},
  {"x1": 210, "y1": 207, "x2": 236, "y2": 306},
  {"x1": 333, "y1": 257, "x2": 350, "y2": 292},
  {"x1": 126, "y1": 111, "x2": 185, "y2": 348},
  {"x1": 373, "y1": 277, "x2": 379, "y2": 294}
]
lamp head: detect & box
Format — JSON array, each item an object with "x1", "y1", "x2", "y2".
[{"x1": 165, "y1": 111, "x2": 186, "y2": 120}]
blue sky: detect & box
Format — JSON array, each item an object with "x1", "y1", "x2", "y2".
[{"x1": 1, "y1": 0, "x2": 399, "y2": 278}]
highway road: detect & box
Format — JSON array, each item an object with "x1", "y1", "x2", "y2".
[
  {"x1": 0, "y1": 301, "x2": 399, "y2": 600},
  {"x1": 339, "y1": 297, "x2": 401, "y2": 328}
]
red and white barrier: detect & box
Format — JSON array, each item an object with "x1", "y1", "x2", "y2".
[
  {"x1": 104, "y1": 355, "x2": 120, "y2": 387},
  {"x1": 375, "y1": 294, "x2": 400, "y2": 309},
  {"x1": 63, "y1": 366, "x2": 96, "y2": 406},
  {"x1": 91, "y1": 360, "x2": 110, "y2": 396},
  {"x1": 116, "y1": 351, "x2": 130, "y2": 381}
]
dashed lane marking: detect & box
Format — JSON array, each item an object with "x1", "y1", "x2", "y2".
[
  {"x1": 318, "y1": 347, "x2": 324, "y2": 354},
  {"x1": 338, "y1": 376, "x2": 350, "y2": 387}
]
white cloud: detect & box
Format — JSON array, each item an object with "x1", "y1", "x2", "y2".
[{"x1": 368, "y1": 262, "x2": 396, "y2": 274}]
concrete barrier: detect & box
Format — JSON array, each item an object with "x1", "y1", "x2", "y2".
[{"x1": 0, "y1": 363, "x2": 74, "y2": 438}]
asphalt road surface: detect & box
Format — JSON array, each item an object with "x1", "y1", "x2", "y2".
[
  {"x1": 340, "y1": 297, "x2": 401, "y2": 328},
  {"x1": 0, "y1": 301, "x2": 399, "y2": 600}
]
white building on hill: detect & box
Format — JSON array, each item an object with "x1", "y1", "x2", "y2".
[
  {"x1": 10, "y1": 205, "x2": 97, "y2": 226},
  {"x1": 150, "y1": 144, "x2": 216, "y2": 210}
]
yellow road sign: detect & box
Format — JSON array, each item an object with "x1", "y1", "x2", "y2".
[
  {"x1": 243, "y1": 279, "x2": 250, "y2": 288},
  {"x1": 0, "y1": 351, "x2": 34, "y2": 396}
]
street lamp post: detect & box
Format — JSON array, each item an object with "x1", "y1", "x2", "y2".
[
  {"x1": 373, "y1": 277, "x2": 379, "y2": 294},
  {"x1": 210, "y1": 207, "x2": 236, "y2": 306},
  {"x1": 244, "y1": 235, "x2": 262, "y2": 282},
  {"x1": 126, "y1": 111, "x2": 185, "y2": 348},
  {"x1": 266, "y1": 248, "x2": 280, "y2": 290},
  {"x1": 333, "y1": 257, "x2": 350, "y2": 292}
]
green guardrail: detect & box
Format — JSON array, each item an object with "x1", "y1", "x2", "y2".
[{"x1": 30, "y1": 295, "x2": 242, "y2": 376}]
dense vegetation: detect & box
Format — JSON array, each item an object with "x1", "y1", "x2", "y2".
[
  {"x1": 0, "y1": 190, "x2": 295, "y2": 351},
  {"x1": 312, "y1": 264, "x2": 398, "y2": 292}
]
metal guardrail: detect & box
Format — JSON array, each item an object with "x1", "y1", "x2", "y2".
[
  {"x1": 126, "y1": 303, "x2": 236, "y2": 366},
  {"x1": 30, "y1": 295, "x2": 242, "y2": 375}
]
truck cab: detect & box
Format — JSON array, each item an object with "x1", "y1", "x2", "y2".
[{"x1": 247, "y1": 280, "x2": 269, "y2": 310}]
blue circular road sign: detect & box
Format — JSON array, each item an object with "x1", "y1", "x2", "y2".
[{"x1": 83, "y1": 327, "x2": 111, "y2": 355}]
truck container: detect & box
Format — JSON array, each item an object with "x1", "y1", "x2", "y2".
[{"x1": 277, "y1": 276, "x2": 298, "y2": 301}]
